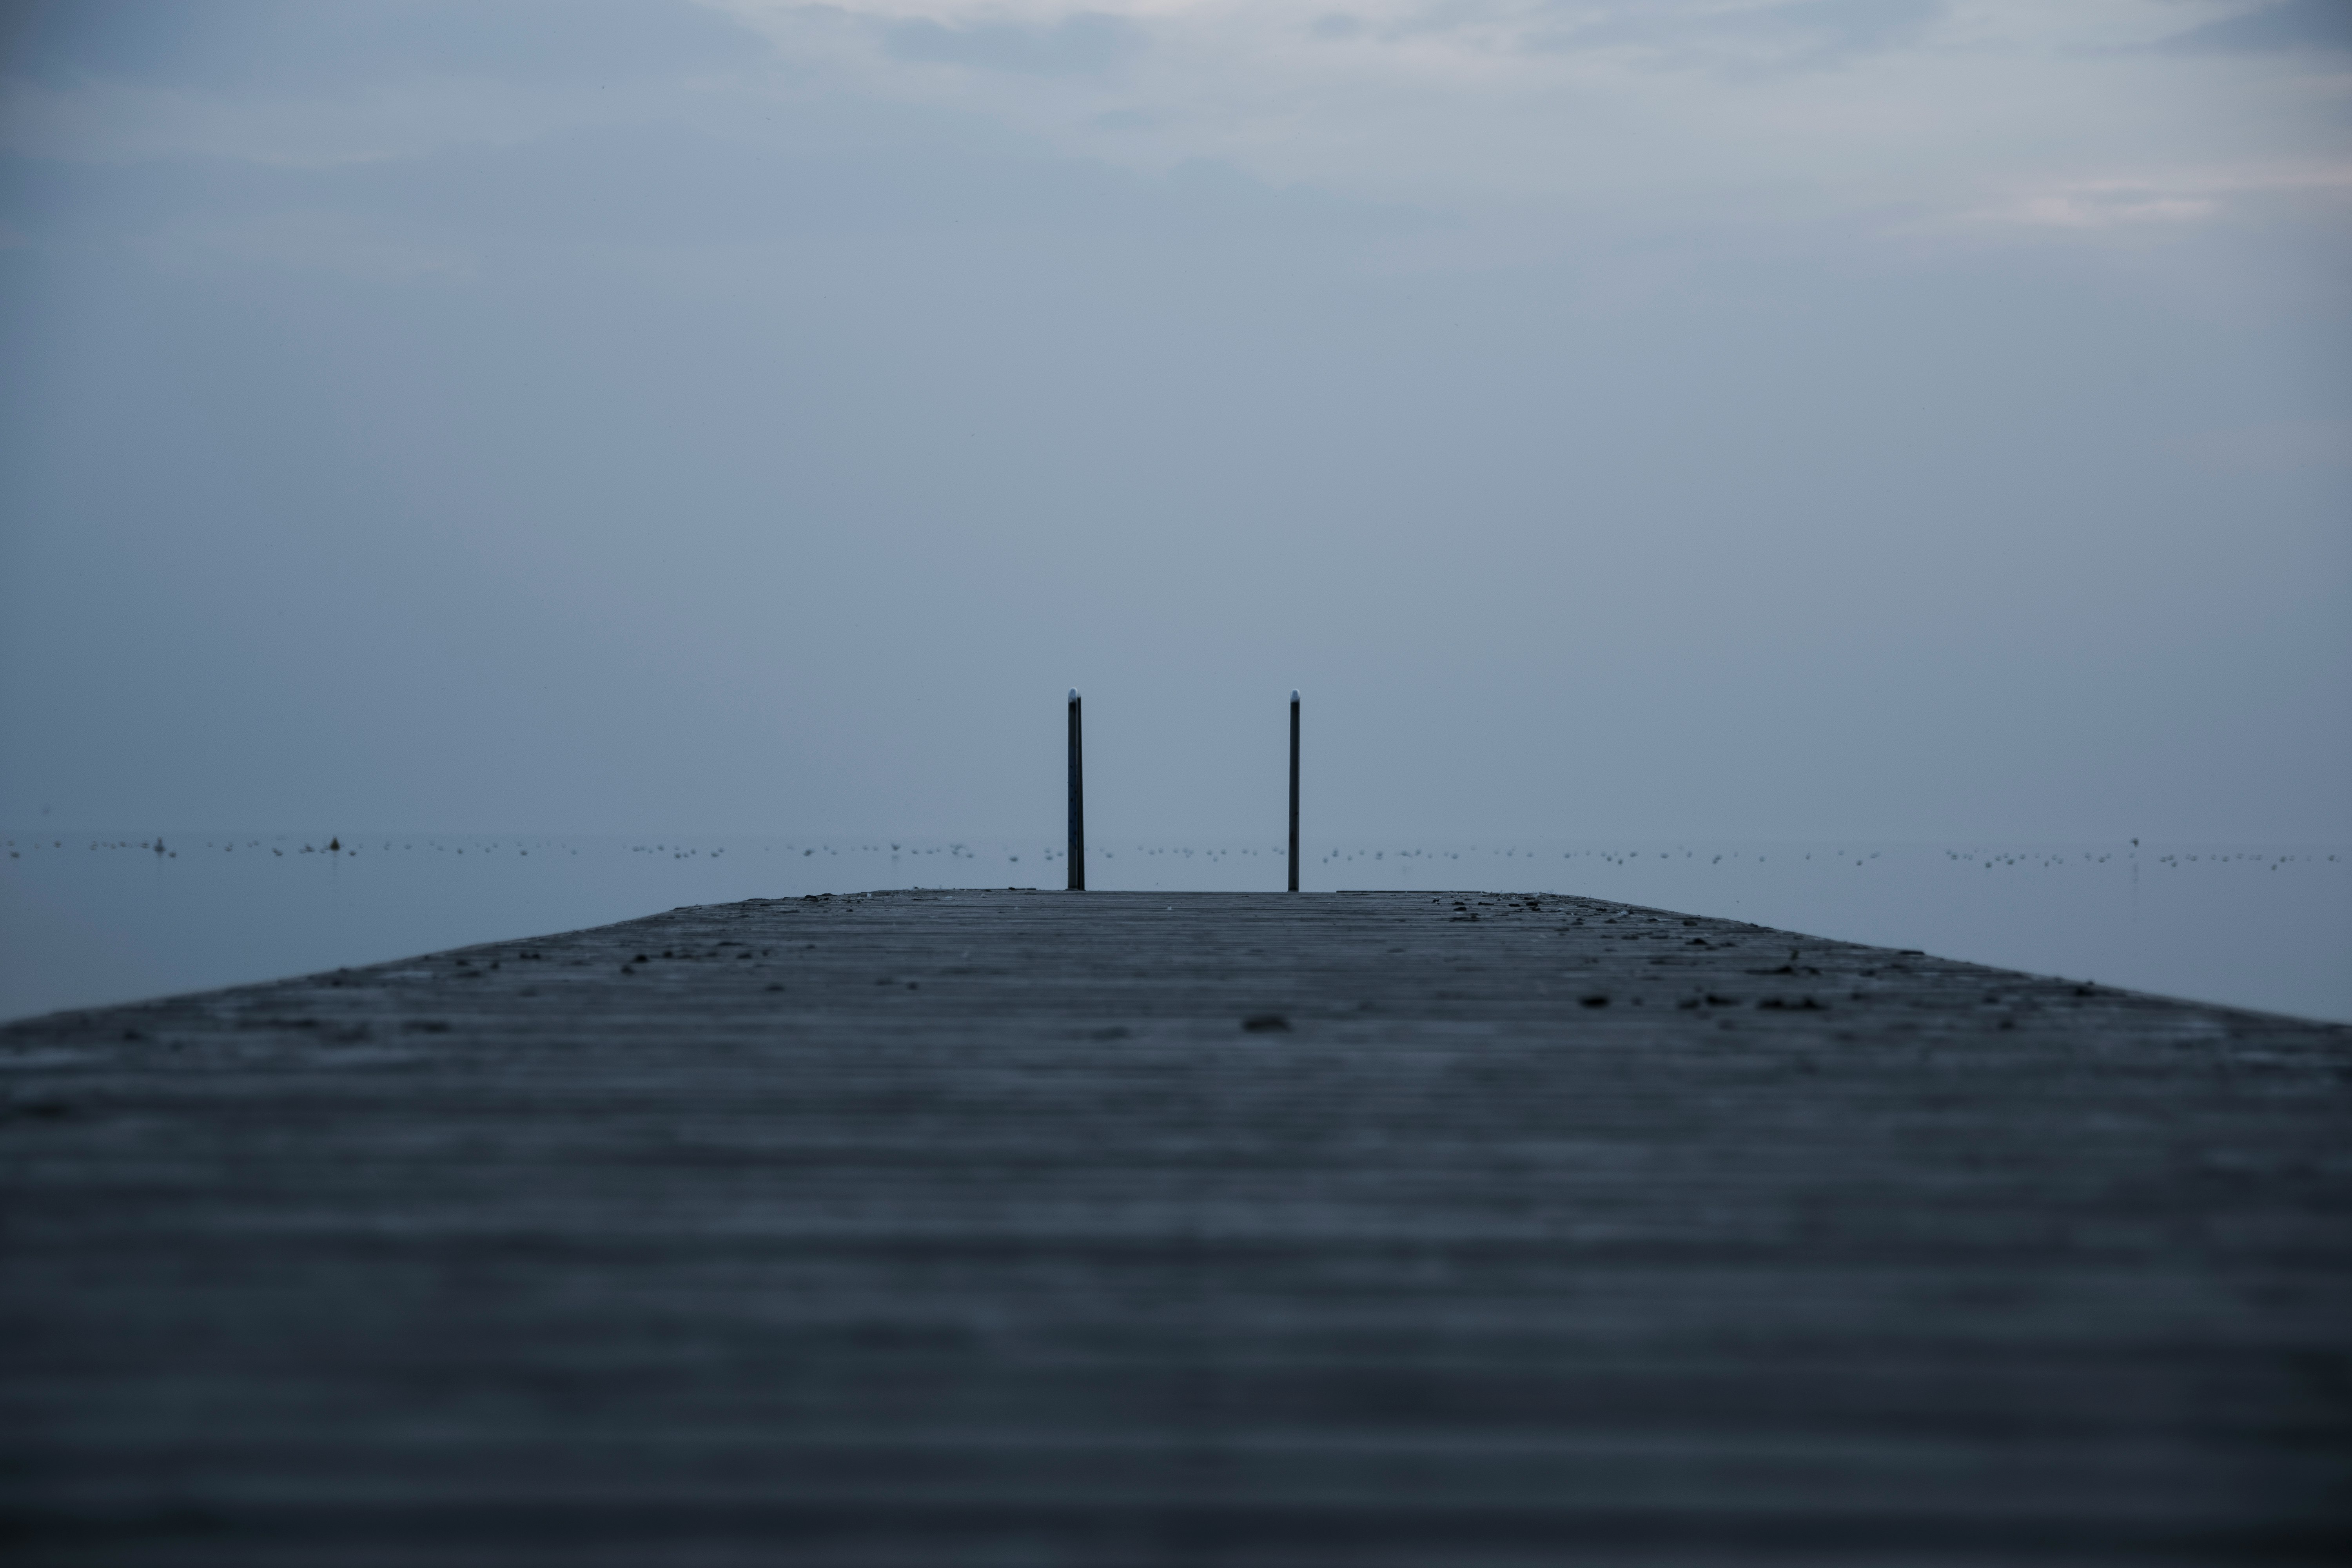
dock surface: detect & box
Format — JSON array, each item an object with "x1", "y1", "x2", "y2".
[{"x1": 5, "y1": 889, "x2": 2349, "y2": 1564}]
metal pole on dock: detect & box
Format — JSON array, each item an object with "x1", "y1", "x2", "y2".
[
  {"x1": 1067, "y1": 689, "x2": 1085, "y2": 892},
  {"x1": 1287, "y1": 690, "x2": 1300, "y2": 893}
]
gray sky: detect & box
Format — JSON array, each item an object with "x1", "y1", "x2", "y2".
[{"x1": 2, "y1": 0, "x2": 2347, "y2": 846}]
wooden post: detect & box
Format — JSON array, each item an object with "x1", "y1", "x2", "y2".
[
  {"x1": 1288, "y1": 690, "x2": 1300, "y2": 893},
  {"x1": 1067, "y1": 690, "x2": 1085, "y2": 892}
]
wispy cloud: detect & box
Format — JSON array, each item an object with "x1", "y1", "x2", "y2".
[
  {"x1": 882, "y1": 11, "x2": 1146, "y2": 74},
  {"x1": 691, "y1": 1, "x2": 2352, "y2": 251},
  {"x1": 1512, "y1": 0, "x2": 1953, "y2": 74},
  {"x1": 2155, "y1": 0, "x2": 2352, "y2": 56},
  {"x1": 6, "y1": 1, "x2": 2347, "y2": 261},
  {"x1": 1966, "y1": 165, "x2": 2352, "y2": 231}
]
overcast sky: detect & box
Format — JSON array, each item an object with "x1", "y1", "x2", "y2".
[{"x1": 2, "y1": 0, "x2": 2347, "y2": 846}]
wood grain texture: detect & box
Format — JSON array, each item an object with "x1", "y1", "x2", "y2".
[{"x1": 4, "y1": 889, "x2": 2348, "y2": 1565}]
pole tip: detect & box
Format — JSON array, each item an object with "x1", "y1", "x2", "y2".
[
  {"x1": 1290, "y1": 689, "x2": 1299, "y2": 702},
  {"x1": 1068, "y1": 688, "x2": 1079, "y2": 702}
]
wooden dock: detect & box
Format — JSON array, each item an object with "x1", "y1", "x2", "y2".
[{"x1": 4, "y1": 889, "x2": 2348, "y2": 1564}]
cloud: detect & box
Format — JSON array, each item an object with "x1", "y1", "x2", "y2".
[
  {"x1": 882, "y1": 11, "x2": 1145, "y2": 75},
  {"x1": 2156, "y1": 0, "x2": 2352, "y2": 56},
  {"x1": 1519, "y1": 0, "x2": 1951, "y2": 72},
  {"x1": 10, "y1": 0, "x2": 2350, "y2": 263},
  {"x1": 1996, "y1": 185, "x2": 2220, "y2": 230},
  {"x1": 684, "y1": 1, "x2": 2351, "y2": 252},
  {"x1": 0, "y1": 0, "x2": 777, "y2": 169},
  {"x1": 1965, "y1": 165, "x2": 2352, "y2": 232},
  {"x1": 3, "y1": 0, "x2": 769, "y2": 90}
]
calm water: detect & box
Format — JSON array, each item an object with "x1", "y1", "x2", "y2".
[{"x1": 5, "y1": 833, "x2": 2347, "y2": 1024}]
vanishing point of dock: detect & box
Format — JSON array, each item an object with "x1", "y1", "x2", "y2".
[{"x1": 4, "y1": 889, "x2": 2348, "y2": 1563}]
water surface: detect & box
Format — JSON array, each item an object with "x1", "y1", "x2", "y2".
[{"x1": 5, "y1": 833, "x2": 2345, "y2": 1024}]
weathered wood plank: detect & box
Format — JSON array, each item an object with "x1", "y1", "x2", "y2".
[{"x1": 3, "y1": 890, "x2": 2348, "y2": 1564}]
